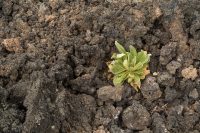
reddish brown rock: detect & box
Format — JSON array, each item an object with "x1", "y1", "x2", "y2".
[
  {"x1": 2, "y1": 38, "x2": 23, "y2": 53},
  {"x1": 181, "y1": 65, "x2": 198, "y2": 80}
]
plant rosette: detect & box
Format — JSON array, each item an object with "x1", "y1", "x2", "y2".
[{"x1": 108, "y1": 41, "x2": 151, "y2": 91}]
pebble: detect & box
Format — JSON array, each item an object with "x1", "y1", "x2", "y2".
[
  {"x1": 141, "y1": 76, "x2": 162, "y2": 101},
  {"x1": 189, "y1": 89, "x2": 199, "y2": 99},
  {"x1": 122, "y1": 100, "x2": 150, "y2": 130},
  {"x1": 97, "y1": 86, "x2": 123, "y2": 102},
  {"x1": 181, "y1": 65, "x2": 198, "y2": 80}
]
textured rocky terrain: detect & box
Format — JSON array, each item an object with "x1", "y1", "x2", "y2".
[{"x1": 1, "y1": 0, "x2": 200, "y2": 133}]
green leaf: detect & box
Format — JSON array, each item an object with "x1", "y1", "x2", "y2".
[
  {"x1": 128, "y1": 77, "x2": 133, "y2": 83},
  {"x1": 114, "y1": 59, "x2": 123, "y2": 67},
  {"x1": 142, "y1": 55, "x2": 150, "y2": 64},
  {"x1": 129, "y1": 55, "x2": 136, "y2": 66},
  {"x1": 129, "y1": 45, "x2": 137, "y2": 57},
  {"x1": 133, "y1": 56, "x2": 137, "y2": 65},
  {"x1": 134, "y1": 69, "x2": 144, "y2": 75},
  {"x1": 123, "y1": 59, "x2": 129, "y2": 69},
  {"x1": 137, "y1": 51, "x2": 150, "y2": 64},
  {"x1": 129, "y1": 69, "x2": 143, "y2": 78},
  {"x1": 116, "y1": 53, "x2": 126, "y2": 58},
  {"x1": 111, "y1": 53, "x2": 117, "y2": 59},
  {"x1": 128, "y1": 53, "x2": 135, "y2": 66},
  {"x1": 111, "y1": 62, "x2": 126, "y2": 75},
  {"x1": 115, "y1": 41, "x2": 126, "y2": 54},
  {"x1": 127, "y1": 53, "x2": 131, "y2": 64},
  {"x1": 113, "y1": 72, "x2": 128, "y2": 86},
  {"x1": 129, "y1": 73, "x2": 135, "y2": 78},
  {"x1": 133, "y1": 62, "x2": 144, "y2": 70}
]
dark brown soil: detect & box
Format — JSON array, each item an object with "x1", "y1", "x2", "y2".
[{"x1": 1, "y1": 0, "x2": 200, "y2": 133}]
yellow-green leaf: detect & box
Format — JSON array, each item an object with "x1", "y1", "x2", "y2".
[
  {"x1": 113, "y1": 72, "x2": 128, "y2": 86},
  {"x1": 130, "y1": 56, "x2": 137, "y2": 66},
  {"x1": 110, "y1": 62, "x2": 126, "y2": 75},
  {"x1": 133, "y1": 69, "x2": 144, "y2": 75},
  {"x1": 128, "y1": 77, "x2": 133, "y2": 83},
  {"x1": 123, "y1": 59, "x2": 129, "y2": 69},
  {"x1": 111, "y1": 53, "x2": 117, "y2": 59},
  {"x1": 133, "y1": 62, "x2": 143, "y2": 70},
  {"x1": 129, "y1": 45, "x2": 137, "y2": 56},
  {"x1": 137, "y1": 50, "x2": 150, "y2": 64},
  {"x1": 116, "y1": 53, "x2": 126, "y2": 58},
  {"x1": 115, "y1": 41, "x2": 126, "y2": 54}
]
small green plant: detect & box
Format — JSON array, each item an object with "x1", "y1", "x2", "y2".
[{"x1": 108, "y1": 41, "x2": 151, "y2": 91}]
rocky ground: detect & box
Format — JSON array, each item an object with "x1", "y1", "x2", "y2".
[{"x1": 1, "y1": 0, "x2": 200, "y2": 133}]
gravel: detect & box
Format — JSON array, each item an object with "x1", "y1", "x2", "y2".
[
  {"x1": 141, "y1": 76, "x2": 162, "y2": 101},
  {"x1": 122, "y1": 100, "x2": 150, "y2": 130}
]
